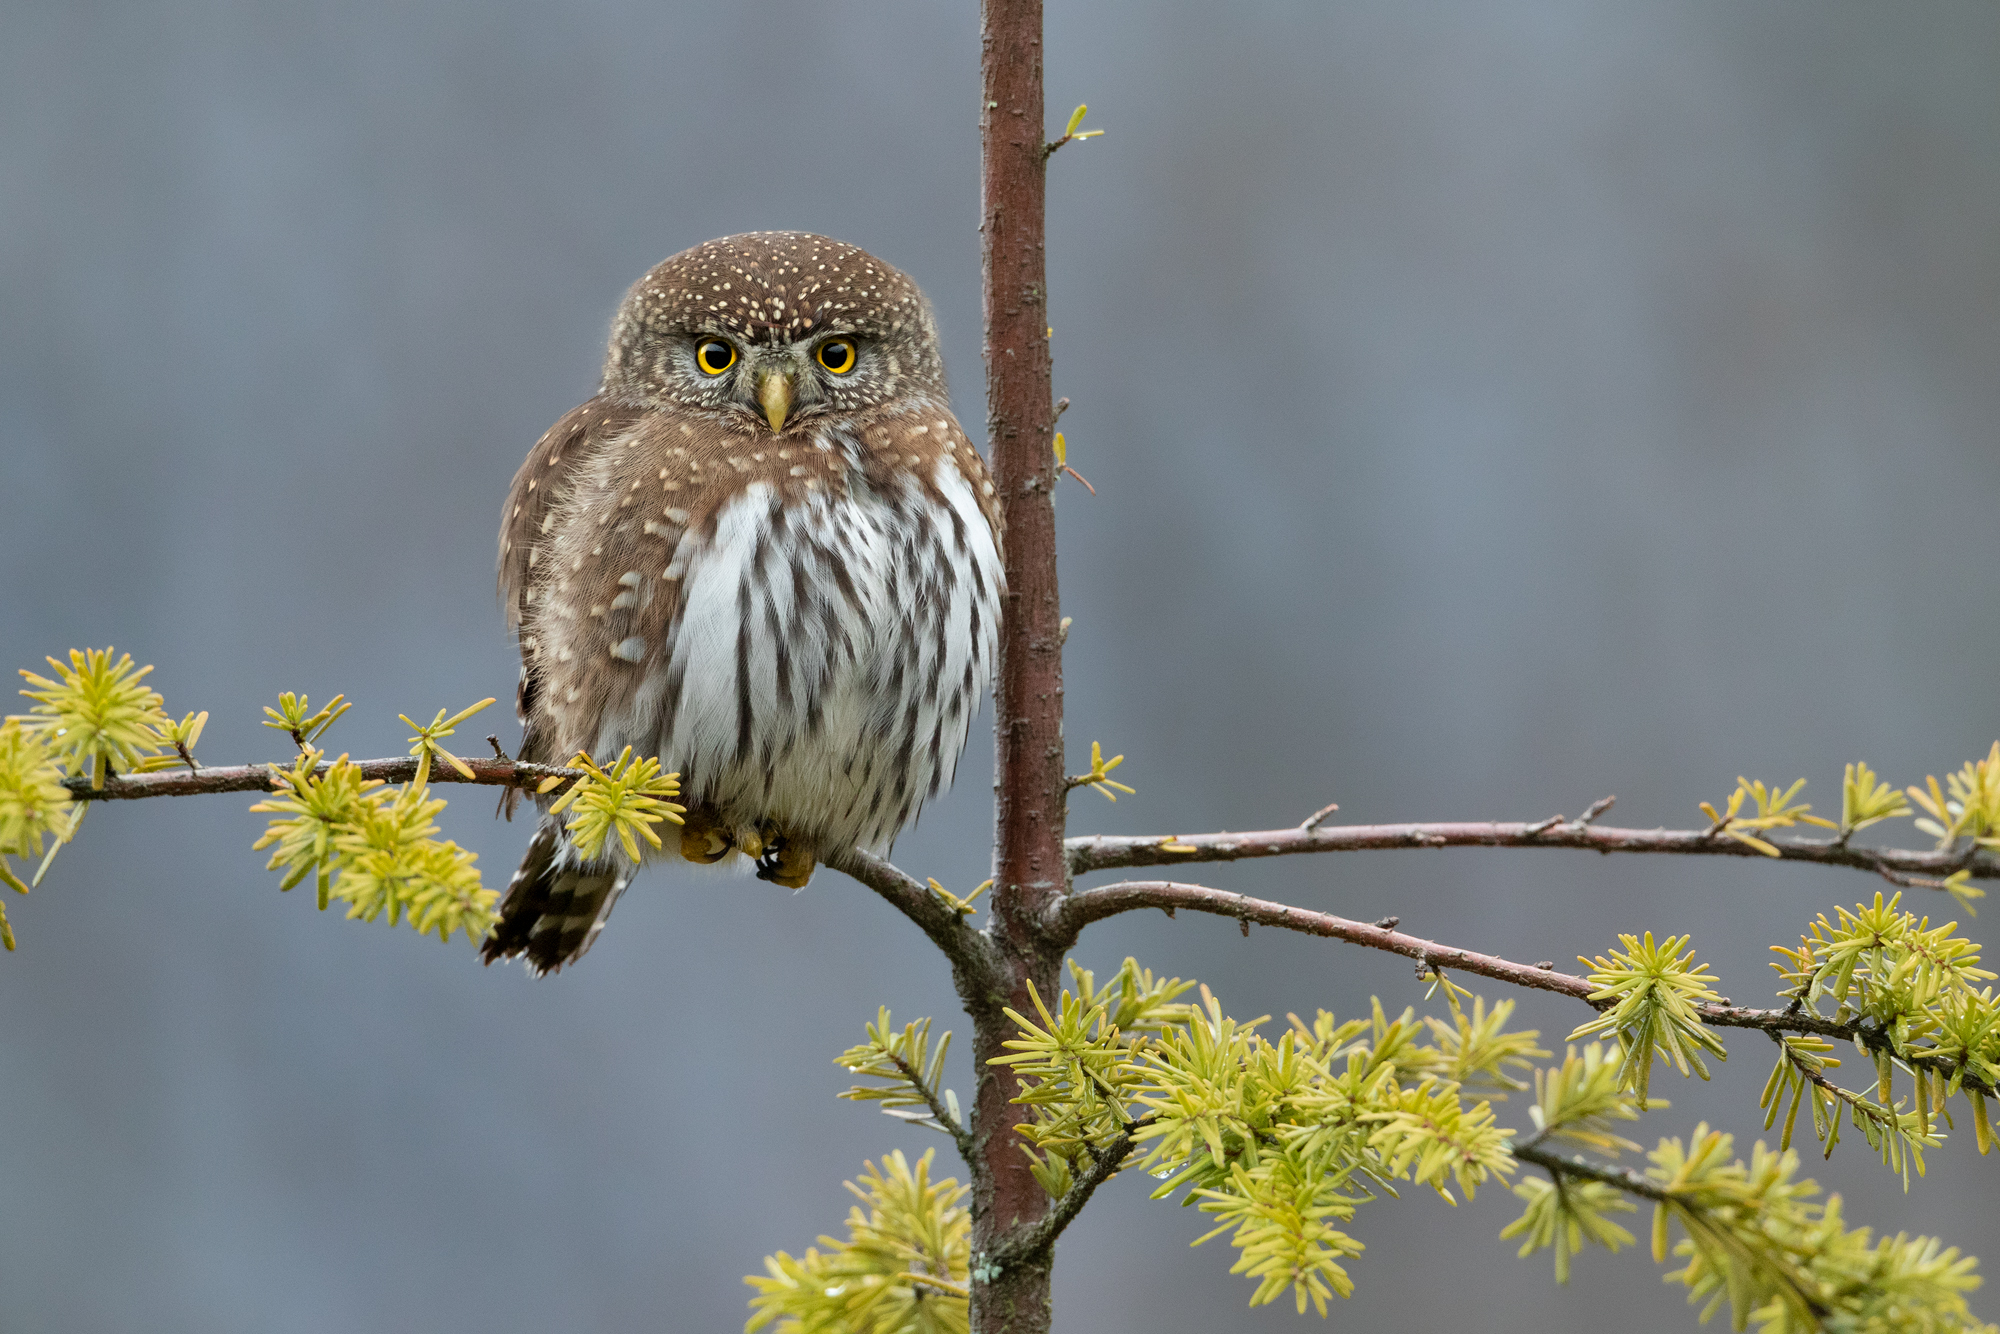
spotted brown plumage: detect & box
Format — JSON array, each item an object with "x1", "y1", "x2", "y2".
[{"x1": 483, "y1": 233, "x2": 1004, "y2": 974}]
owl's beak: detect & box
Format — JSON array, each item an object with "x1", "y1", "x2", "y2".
[{"x1": 756, "y1": 370, "x2": 793, "y2": 433}]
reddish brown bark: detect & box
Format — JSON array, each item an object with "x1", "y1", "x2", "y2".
[
  {"x1": 972, "y1": 0, "x2": 1066, "y2": 1329},
  {"x1": 1063, "y1": 818, "x2": 1994, "y2": 891}
]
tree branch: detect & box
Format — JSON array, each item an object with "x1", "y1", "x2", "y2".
[
  {"x1": 1762, "y1": 1029, "x2": 1896, "y2": 1128},
  {"x1": 989, "y1": 1116, "x2": 1156, "y2": 1268},
  {"x1": 973, "y1": 0, "x2": 1067, "y2": 1320},
  {"x1": 88, "y1": 759, "x2": 1979, "y2": 896},
  {"x1": 824, "y1": 847, "x2": 1002, "y2": 995},
  {"x1": 1052, "y1": 879, "x2": 1600, "y2": 999},
  {"x1": 61, "y1": 755, "x2": 579, "y2": 801},
  {"x1": 59, "y1": 758, "x2": 1009, "y2": 999},
  {"x1": 1065, "y1": 818, "x2": 1997, "y2": 891},
  {"x1": 1511, "y1": 1141, "x2": 1672, "y2": 1204},
  {"x1": 885, "y1": 1048, "x2": 978, "y2": 1167},
  {"x1": 1050, "y1": 879, "x2": 1997, "y2": 1097},
  {"x1": 1512, "y1": 1140, "x2": 1834, "y2": 1321}
]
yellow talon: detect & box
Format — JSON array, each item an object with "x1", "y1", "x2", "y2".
[{"x1": 678, "y1": 804, "x2": 734, "y2": 863}]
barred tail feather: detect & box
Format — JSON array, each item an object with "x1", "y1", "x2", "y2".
[{"x1": 480, "y1": 818, "x2": 633, "y2": 975}]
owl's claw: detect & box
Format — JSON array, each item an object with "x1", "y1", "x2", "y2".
[
  {"x1": 752, "y1": 826, "x2": 816, "y2": 889},
  {"x1": 679, "y1": 804, "x2": 735, "y2": 864}
]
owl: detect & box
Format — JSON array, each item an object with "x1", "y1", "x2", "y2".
[{"x1": 480, "y1": 233, "x2": 1005, "y2": 975}]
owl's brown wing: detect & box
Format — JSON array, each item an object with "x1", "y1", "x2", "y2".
[
  {"x1": 500, "y1": 397, "x2": 644, "y2": 630},
  {"x1": 499, "y1": 396, "x2": 645, "y2": 766}
]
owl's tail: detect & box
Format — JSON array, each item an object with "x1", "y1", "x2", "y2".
[{"x1": 480, "y1": 817, "x2": 634, "y2": 975}]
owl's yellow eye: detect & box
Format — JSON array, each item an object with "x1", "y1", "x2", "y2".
[
  {"x1": 696, "y1": 340, "x2": 736, "y2": 375},
  {"x1": 817, "y1": 339, "x2": 857, "y2": 375}
]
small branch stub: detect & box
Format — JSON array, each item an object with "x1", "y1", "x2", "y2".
[{"x1": 1042, "y1": 103, "x2": 1103, "y2": 159}]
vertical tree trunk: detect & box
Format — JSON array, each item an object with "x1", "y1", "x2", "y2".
[{"x1": 972, "y1": 0, "x2": 1065, "y2": 1330}]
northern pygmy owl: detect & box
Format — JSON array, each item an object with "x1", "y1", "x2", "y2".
[{"x1": 481, "y1": 233, "x2": 1005, "y2": 974}]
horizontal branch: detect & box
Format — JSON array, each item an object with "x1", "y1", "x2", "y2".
[
  {"x1": 1050, "y1": 880, "x2": 1996, "y2": 1097},
  {"x1": 58, "y1": 753, "x2": 1009, "y2": 996},
  {"x1": 60, "y1": 754, "x2": 580, "y2": 801},
  {"x1": 1066, "y1": 817, "x2": 1996, "y2": 891},
  {"x1": 79, "y1": 763, "x2": 1984, "y2": 896}
]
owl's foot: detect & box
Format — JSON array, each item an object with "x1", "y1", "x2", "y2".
[
  {"x1": 678, "y1": 804, "x2": 735, "y2": 864},
  {"x1": 751, "y1": 824, "x2": 816, "y2": 889}
]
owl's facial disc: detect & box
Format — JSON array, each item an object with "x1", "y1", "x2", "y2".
[{"x1": 683, "y1": 332, "x2": 871, "y2": 433}]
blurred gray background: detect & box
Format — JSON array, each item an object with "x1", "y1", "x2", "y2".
[{"x1": 4, "y1": 2, "x2": 1998, "y2": 1330}]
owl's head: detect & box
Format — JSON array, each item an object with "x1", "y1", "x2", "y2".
[{"x1": 601, "y1": 231, "x2": 946, "y2": 432}]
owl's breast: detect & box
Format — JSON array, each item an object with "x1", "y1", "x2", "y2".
[
  {"x1": 658, "y1": 442, "x2": 1001, "y2": 849},
  {"x1": 536, "y1": 407, "x2": 1003, "y2": 853}
]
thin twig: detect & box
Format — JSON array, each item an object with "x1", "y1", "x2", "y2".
[
  {"x1": 1511, "y1": 1141, "x2": 1832, "y2": 1320},
  {"x1": 1573, "y1": 795, "x2": 1617, "y2": 827},
  {"x1": 1511, "y1": 1142, "x2": 1672, "y2": 1203},
  {"x1": 886, "y1": 1049, "x2": 977, "y2": 1165},
  {"x1": 1057, "y1": 463, "x2": 1096, "y2": 495},
  {"x1": 990, "y1": 1116, "x2": 1156, "y2": 1267},
  {"x1": 1065, "y1": 818, "x2": 2000, "y2": 891},
  {"x1": 1761, "y1": 1030, "x2": 1904, "y2": 1134}
]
